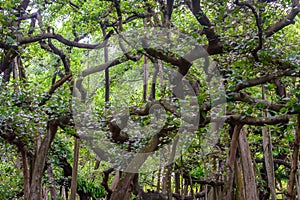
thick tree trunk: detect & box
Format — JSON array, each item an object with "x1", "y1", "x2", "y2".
[
  {"x1": 262, "y1": 123, "x2": 276, "y2": 200},
  {"x1": 162, "y1": 167, "x2": 167, "y2": 193},
  {"x1": 166, "y1": 164, "x2": 172, "y2": 199},
  {"x1": 28, "y1": 121, "x2": 58, "y2": 200},
  {"x1": 111, "y1": 171, "x2": 121, "y2": 191},
  {"x1": 287, "y1": 111, "x2": 300, "y2": 200},
  {"x1": 238, "y1": 128, "x2": 259, "y2": 200},
  {"x1": 110, "y1": 173, "x2": 136, "y2": 200},
  {"x1": 235, "y1": 156, "x2": 245, "y2": 200},
  {"x1": 223, "y1": 124, "x2": 243, "y2": 200},
  {"x1": 47, "y1": 164, "x2": 57, "y2": 200},
  {"x1": 174, "y1": 170, "x2": 180, "y2": 194},
  {"x1": 157, "y1": 166, "x2": 162, "y2": 191},
  {"x1": 70, "y1": 138, "x2": 80, "y2": 200},
  {"x1": 188, "y1": 174, "x2": 194, "y2": 199},
  {"x1": 110, "y1": 116, "x2": 172, "y2": 199},
  {"x1": 44, "y1": 187, "x2": 49, "y2": 200},
  {"x1": 21, "y1": 150, "x2": 30, "y2": 200},
  {"x1": 262, "y1": 85, "x2": 276, "y2": 200}
]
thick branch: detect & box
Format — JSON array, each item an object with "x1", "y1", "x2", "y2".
[
  {"x1": 48, "y1": 39, "x2": 71, "y2": 74},
  {"x1": 0, "y1": 41, "x2": 16, "y2": 50},
  {"x1": 81, "y1": 56, "x2": 131, "y2": 77},
  {"x1": 19, "y1": 31, "x2": 113, "y2": 49},
  {"x1": 234, "y1": 69, "x2": 299, "y2": 92},
  {"x1": 266, "y1": 5, "x2": 300, "y2": 37},
  {"x1": 230, "y1": 92, "x2": 285, "y2": 112},
  {"x1": 17, "y1": 0, "x2": 30, "y2": 16},
  {"x1": 143, "y1": 45, "x2": 192, "y2": 76},
  {"x1": 39, "y1": 74, "x2": 72, "y2": 106},
  {"x1": 190, "y1": 0, "x2": 219, "y2": 45},
  {"x1": 223, "y1": 114, "x2": 289, "y2": 126},
  {"x1": 235, "y1": 0, "x2": 263, "y2": 60}
]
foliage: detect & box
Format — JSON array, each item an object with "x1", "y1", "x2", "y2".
[{"x1": 0, "y1": 0, "x2": 299, "y2": 199}]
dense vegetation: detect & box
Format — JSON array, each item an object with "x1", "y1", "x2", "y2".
[{"x1": 0, "y1": 0, "x2": 299, "y2": 199}]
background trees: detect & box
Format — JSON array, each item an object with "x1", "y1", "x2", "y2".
[{"x1": 0, "y1": 0, "x2": 299, "y2": 199}]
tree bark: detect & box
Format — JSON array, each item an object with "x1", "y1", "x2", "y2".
[
  {"x1": 235, "y1": 156, "x2": 245, "y2": 200},
  {"x1": 162, "y1": 167, "x2": 167, "y2": 193},
  {"x1": 157, "y1": 165, "x2": 162, "y2": 191},
  {"x1": 174, "y1": 169, "x2": 180, "y2": 194},
  {"x1": 262, "y1": 85, "x2": 276, "y2": 200},
  {"x1": 287, "y1": 111, "x2": 300, "y2": 200},
  {"x1": 238, "y1": 128, "x2": 259, "y2": 200},
  {"x1": 143, "y1": 55, "x2": 149, "y2": 101},
  {"x1": 110, "y1": 171, "x2": 121, "y2": 191},
  {"x1": 28, "y1": 120, "x2": 58, "y2": 200},
  {"x1": 223, "y1": 124, "x2": 243, "y2": 200},
  {"x1": 44, "y1": 187, "x2": 49, "y2": 200},
  {"x1": 149, "y1": 61, "x2": 159, "y2": 101},
  {"x1": 102, "y1": 25, "x2": 110, "y2": 105},
  {"x1": 47, "y1": 164, "x2": 57, "y2": 200},
  {"x1": 166, "y1": 164, "x2": 172, "y2": 199},
  {"x1": 109, "y1": 173, "x2": 136, "y2": 200},
  {"x1": 70, "y1": 138, "x2": 80, "y2": 200},
  {"x1": 21, "y1": 150, "x2": 30, "y2": 200}
]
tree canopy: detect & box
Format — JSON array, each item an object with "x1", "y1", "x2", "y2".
[{"x1": 0, "y1": 0, "x2": 300, "y2": 200}]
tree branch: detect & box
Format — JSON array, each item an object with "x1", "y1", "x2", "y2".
[
  {"x1": 234, "y1": 69, "x2": 299, "y2": 92},
  {"x1": 223, "y1": 114, "x2": 290, "y2": 126},
  {"x1": 19, "y1": 31, "x2": 113, "y2": 49},
  {"x1": 235, "y1": 0, "x2": 263, "y2": 60},
  {"x1": 229, "y1": 92, "x2": 285, "y2": 112},
  {"x1": 81, "y1": 56, "x2": 129, "y2": 77},
  {"x1": 266, "y1": 4, "x2": 300, "y2": 37},
  {"x1": 39, "y1": 74, "x2": 72, "y2": 106},
  {"x1": 0, "y1": 41, "x2": 15, "y2": 50},
  {"x1": 48, "y1": 39, "x2": 71, "y2": 74},
  {"x1": 190, "y1": 0, "x2": 219, "y2": 45}
]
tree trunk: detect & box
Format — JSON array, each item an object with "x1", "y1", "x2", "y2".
[
  {"x1": 296, "y1": 173, "x2": 300, "y2": 200},
  {"x1": 110, "y1": 173, "x2": 136, "y2": 200},
  {"x1": 287, "y1": 111, "x2": 300, "y2": 200},
  {"x1": 78, "y1": 193, "x2": 89, "y2": 200},
  {"x1": 21, "y1": 150, "x2": 30, "y2": 200},
  {"x1": 143, "y1": 55, "x2": 149, "y2": 101},
  {"x1": 47, "y1": 164, "x2": 57, "y2": 200},
  {"x1": 262, "y1": 85, "x2": 276, "y2": 200},
  {"x1": 223, "y1": 124, "x2": 243, "y2": 200},
  {"x1": 70, "y1": 138, "x2": 80, "y2": 200},
  {"x1": 102, "y1": 25, "x2": 110, "y2": 105},
  {"x1": 188, "y1": 174, "x2": 195, "y2": 200},
  {"x1": 61, "y1": 186, "x2": 66, "y2": 200},
  {"x1": 174, "y1": 170, "x2": 180, "y2": 194},
  {"x1": 157, "y1": 166, "x2": 162, "y2": 191},
  {"x1": 238, "y1": 128, "x2": 259, "y2": 200},
  {"x1": 148, "y1": 61, "x2": 159, "y2": 101},
  {"x1": 162, "y1": 167, "x2": 167, "y2": 193},
  {"x1": 235, "y1": 156, "x2": 245, "y2": 200},
  {"x1": 166, "y1": 164, "x2": 172, "y2": 199},
  {"x1": 29, "y1": 121, "x2": 58, "y2": 200},
  {"x1": 111, "y1": 171, "x2": 121, "y2": 191},
  {"x1": 110, "y1": 122, "x2": 166, "y2": 198},
  {"x1": 44, "y1": 187, "x2": 49, "y2": 200}
]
